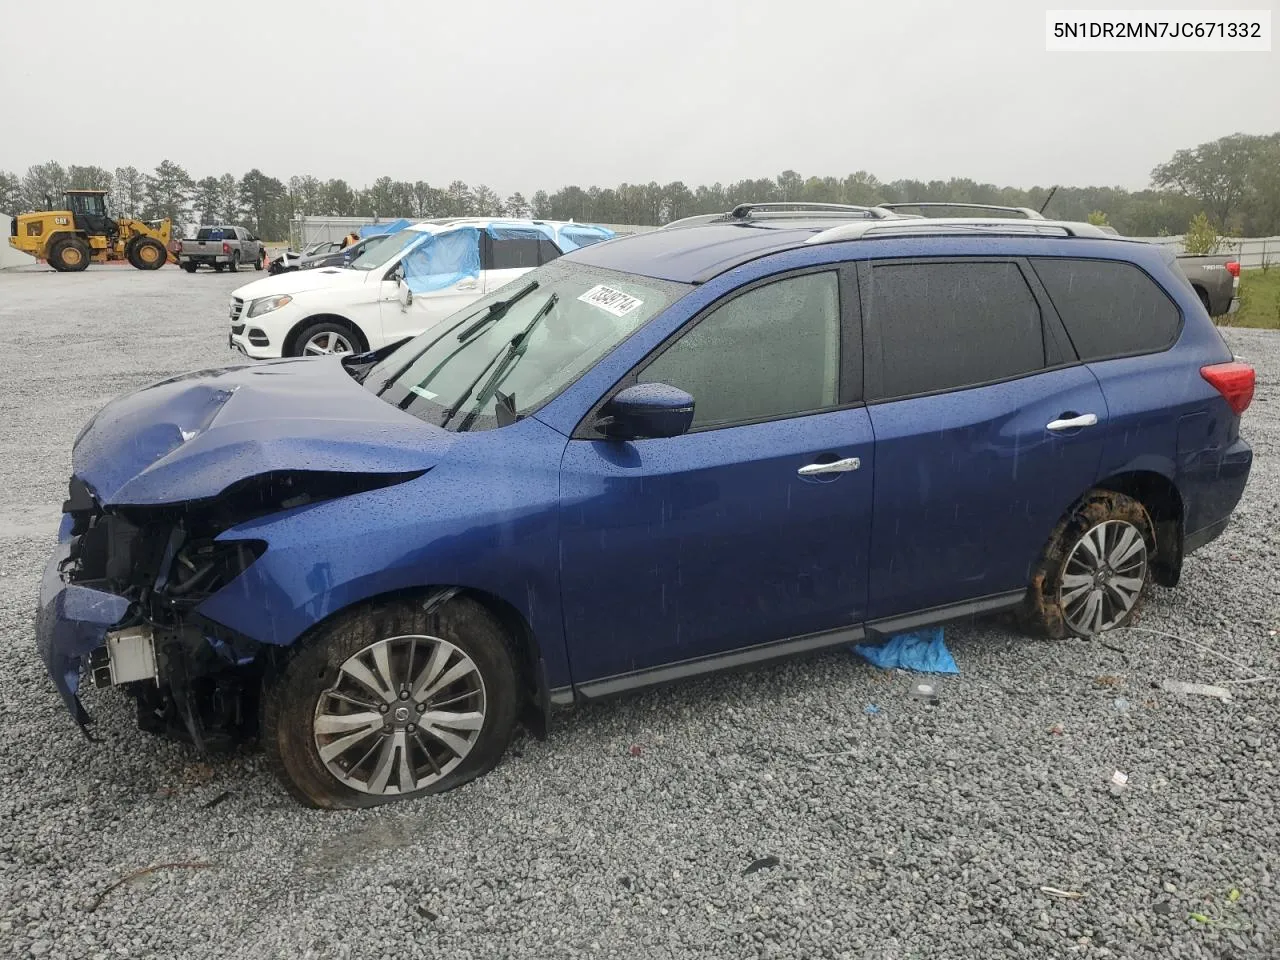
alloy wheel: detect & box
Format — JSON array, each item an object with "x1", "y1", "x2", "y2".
[
  {"x1": 1059, "y1": 520, "x2": 1147, "y2": 635},
  {"x1": 303, "y1": 331, "x2": 354, "y2": 356},
  {"x1": 313, "y1": 634, "x2": 487, "y2": 796}
]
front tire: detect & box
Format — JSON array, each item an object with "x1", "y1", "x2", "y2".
[
  {"x1": 292, "y1": 320, "x2": 361, "y2": 357},
  {"x1": 262, "y1": 595, "x2": 520, "y2": 809},
  {"x1": 1023, "y1": 490, "x2": 1154, "y2": 638},
  {"x1": 129, "y1": 237, "x2": 167, "y2": 270}
]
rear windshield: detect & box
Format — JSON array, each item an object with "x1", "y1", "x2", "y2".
[{"x1": 196, "y1": 227, "x2": 232, "y2": 240}]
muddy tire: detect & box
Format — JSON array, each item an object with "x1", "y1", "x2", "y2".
[
  {"x1": 48, "y1": 236, "x2": 91, "y2": 272},
  {"x1": 1023, "y1": 489, "x2": 1154, "y2": 639},
  {"x1": 262, "y1": 594, "x2": 520, "y2": 809},
  {"x1": 129, "y1": 237, "x2": 167, "y2": 270}
]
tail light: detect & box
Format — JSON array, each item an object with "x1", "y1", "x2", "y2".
[
  {"x1": 1225, "y1": 261, "x2": 1240, "y2": 278},
  {"x1": 222, "y1": 242, "x2": 231, "y2": 255},
  {"x1": 1201, "y1": 361, "x2": 1255, "y2": 415}
]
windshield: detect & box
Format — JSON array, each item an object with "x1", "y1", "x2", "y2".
[
  {"x1": 367, "y1": 260, "x2": 690, "y2": 432},
  {"x1": 348, "y1": 229, "x2": 428, "y2": 270}
]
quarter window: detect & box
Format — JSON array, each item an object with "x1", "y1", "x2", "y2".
[
  {"x1": 1031, "y1": 258, "x2": 1181, "y2": 360},
  {"x1": 869, "y1": 261, "x2": 1045, "y2": 399},
  {"x1": 639, "y1": 271, "x2": 842, "y2": 430}
]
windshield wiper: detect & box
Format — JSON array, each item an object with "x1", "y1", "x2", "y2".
[
  {"x1": 455, "y1": 280, "x2": 538, "y2": 343},
  {"x1": 455, "y1": 293, "x2": 558, "y2": 432},
  {"x1": 437, "y1": 346, "x2": 507, "y2": 427}
]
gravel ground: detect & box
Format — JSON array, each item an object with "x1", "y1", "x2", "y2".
[{"x1": 0, "y1": 265, "x2": 1277, "y2": 960}]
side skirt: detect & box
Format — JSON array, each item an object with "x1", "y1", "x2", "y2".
[{"x1": 566, "y1": 589, "x2": 1027, "y2": 703}]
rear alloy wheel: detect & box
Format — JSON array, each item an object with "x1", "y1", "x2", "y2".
[
  {"x1": 1023, "y1": 490, "x2": 1154, "y2": 638},
  {"x1": 1058, "y1": 520, "x2": 1148, "y2": 635},
  {"x1": 263, "y1": 595, "x2": 519, "y2": 808}
]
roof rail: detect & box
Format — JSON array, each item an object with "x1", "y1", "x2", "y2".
[
  {"x1": 663, "y1": 202, "x2": 901, "y2": 230},
  {"x1": 877, "y1": 202, "x2": 1046, "y2": 220},
  {"x1": 804, "y1": 217, "x2": 1115, "y2": 245}
]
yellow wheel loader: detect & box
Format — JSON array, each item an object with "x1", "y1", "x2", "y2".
[{"x1": 8, "y1": 190, "x2": 174, "y2": 272}]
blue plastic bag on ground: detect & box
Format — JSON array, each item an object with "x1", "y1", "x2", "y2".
[{"x1": 854, "y1": 626, "x2": 959, "y2": 674}]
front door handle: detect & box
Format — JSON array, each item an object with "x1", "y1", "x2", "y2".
[
  {"x1": 798, "y1": 457, "x2": 861, "y2": 477},
  {"x1": 1046, "y1": 413, "x2": 1098, "y2": 432}
]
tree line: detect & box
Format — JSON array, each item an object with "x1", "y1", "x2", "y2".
[{"x1": 2, "y1": 132, "x2": 1277, "y2": 241}]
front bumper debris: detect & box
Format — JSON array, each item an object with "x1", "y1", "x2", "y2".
[{"x1": 35, "y1": 543, "x2": 130, "y2": 732}]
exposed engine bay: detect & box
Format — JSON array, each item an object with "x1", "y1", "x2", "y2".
[{"x1": 58, "y1": 469, "x2": 414, "y2": 750}]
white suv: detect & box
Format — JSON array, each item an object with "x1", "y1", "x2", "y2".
[{"x1": 228, "y1": 219, "x2": 613, "y2": 359}]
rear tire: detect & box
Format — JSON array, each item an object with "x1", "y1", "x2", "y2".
[
  {"x1": 227, "y1": 251, "x2": 240, "y2": 273},
  {"x1": 1196, "y1": 287, "x2": 1212, "y2": 316},
  {"x1": 1022, "y1": 490, "x2": 1154, "y2": 639},
  {"x1": 182, "y1": 261, "x2": 198, "y2": 273},
  {"x1": 262, "y1": 595, "x2": 520, "y2": 809},
  {"x1": 48, "y1": 236, "x2": 91, "y2": 272},
  {"x1": 254, "y1": 250, "x2": 265, "y2": 271},
  {"x1": 129, "y1": 237, "x2": 167, "y2": 270}
]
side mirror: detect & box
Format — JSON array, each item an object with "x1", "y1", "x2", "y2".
[
  {"x1": 598, "y1": 383, "x2": 694, "y2": 440},
  {"x1": 398, "y1": 279, "x2": 413, "y2": 308}
]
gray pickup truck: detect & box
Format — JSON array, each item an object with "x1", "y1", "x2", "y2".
[
  {"x1": 1176, "y1": 255, "x2": 1240, "y2": 317},
  {"x1": 178, "y1": 225, "x2": 265, "y2": 273}
]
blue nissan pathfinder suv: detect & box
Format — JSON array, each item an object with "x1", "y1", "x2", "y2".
[{"x1": 36, "y1": 204, "x2": 1254, "y2": 807}]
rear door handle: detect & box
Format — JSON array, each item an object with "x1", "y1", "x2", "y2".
[
  {"x1": 1046, "y1": 413, "x2": 1098, "y2": 431},
  {"x1": 798, "y1": 457, "x2": 861, "y2": 477}
]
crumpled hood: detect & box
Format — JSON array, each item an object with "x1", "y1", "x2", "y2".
[
  {"x1": 73, "y1": 358, "x2": 454, "y2": 506},
  {"x1": 232, "y1": 266, "x2": 369, "y2": 300}
]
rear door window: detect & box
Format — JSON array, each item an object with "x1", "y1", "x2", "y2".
[
  {"x1": 867, "y1": 260, "x2": 1045, "y2": 400},
  {"x1": 1031, "y1": 258, "x2": 1181, "y2": 360},
  {"x1": 489, "y1": 236, "x2": 542, "y2": 270}
]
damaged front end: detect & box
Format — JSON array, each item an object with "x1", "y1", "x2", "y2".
[
  {"x1": 37, "y1": 469, "x2": 409, "y2": 750},
  {"x1": 35, "y1": 357, "x2": 448, "y2": 749}
]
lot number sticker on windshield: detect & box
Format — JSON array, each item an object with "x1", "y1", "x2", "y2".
[{"x1": 578, "y1": 285, "x2": 644, "y2": 318}]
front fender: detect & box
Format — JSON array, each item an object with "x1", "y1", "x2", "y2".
[{"x1": 194, "y1": 416, "x2": 573, "y2": 687}]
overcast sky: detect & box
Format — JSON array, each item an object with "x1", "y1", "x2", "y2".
[{"x1": 2, "y1": 0, "x2": 1276, "y2": 194}]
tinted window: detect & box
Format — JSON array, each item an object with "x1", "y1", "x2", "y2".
[
  {"x1": 640, "y1": 272, "x2": 841, "y2": 430},
  {"x1": 490, "y1": 237, "x2": 541, "y2": 270},
  {"x1": 537, "y1": 238, "x2": 562, "y2": 265},
  {"x1": 870, "y1": 261, "x2": 1044, "y2": 399},
  {"x1": 1032, "y1": 258, "x2": 1180, "y2": 360}
]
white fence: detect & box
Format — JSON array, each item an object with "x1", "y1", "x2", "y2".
[
  {"x1": 1131, "y1": 235, "x2": 1279, "y2": 270},
  {"x1": 289, "y1": 216, "x2": 655, "y2": 251}
]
